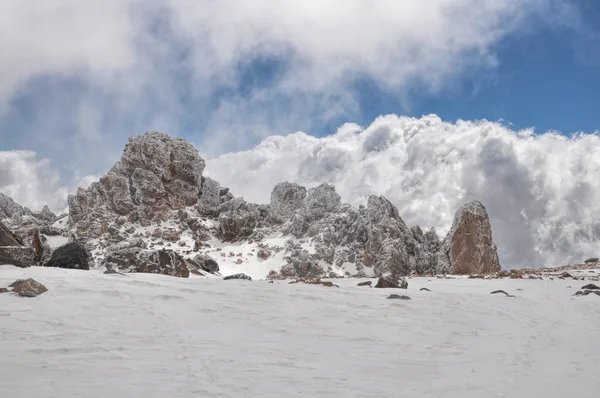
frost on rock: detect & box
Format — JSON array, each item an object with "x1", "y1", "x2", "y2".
[
  {"x1": 103, "y1": 247, "x2": 189, "y2": 278},
  {"x1": 438, "y1": 200, "x2": 500, "y2": 275},
  {"x1": 269, "y1": 182, "x2": 307, "y2": 223}
]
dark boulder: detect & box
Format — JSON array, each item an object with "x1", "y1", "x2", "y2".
[
  {"x1": 223, "y1": 273, "x2": 252, "y2": 281},
  {"x1": 44, "y1": 241, "x2": 90, "y2": 270},
  {"x1": 0, "y1": 246, "x2": 36, "y2": 268}
]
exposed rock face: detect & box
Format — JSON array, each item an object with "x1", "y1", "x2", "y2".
[
  {"x1": 103, "y1": 247, "x2": 189, "y2": 277},
  {"x1": 0, "y1": 219, "x2": 23, "y2": 246},
  {"x1": 9, "y1": 278, "x2": 48, "y2": 297},
  {"x1": 0, "y1": 193, "x2": 33, "y2": 219},
  {"x1": 0, "y1": 246, "x2": 36, "y2": 267},
  {"x1": 218, "y1": 198, "x2": 260, "y2": 241},
  {"x1": 269, "y1": 182, "x2": 307, "y2": 223},
  {"x1": 69, "y1": 132, "x2": 206, "y2": 234},
  {"x1": 437, "y1": 201, "x2": 500, "y2": 275},
  {"x1": 44, "y1": 241, "x2": 91, "y2": 270}
]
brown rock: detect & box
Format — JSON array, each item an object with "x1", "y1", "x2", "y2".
[
  {"x1": 10, "y1": 278, "x2": 48, "y2": 297},
  {"x1": 0, "y1": 287, "x2": 9, "y2": 293},
  {"x1": 375, "y1": 276, "x2": 408, "y2": 289},
  {"x1": 0, "y1": 220, "x2": 24, "y2": 247},
  {"x1": 437, "y1": 201, "x2": 500, "y2": 275}
]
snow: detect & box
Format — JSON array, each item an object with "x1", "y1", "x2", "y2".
[
  {"x1": 45, "y1": 235, "x2": 69, "y2": 249},
  {"x1": 1, "y1": 266, "x2": 599, "y2": 397}
]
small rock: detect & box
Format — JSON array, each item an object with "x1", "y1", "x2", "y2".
[
  {"x1": 560, "y1": 272, "x2": 572, "y2": 278},
  {"x1": 223, "y1": 273, "x2": 252, "y2": 281},
  {"x1": 581, "y1": 284, "x2": 600, "y2": 290},
  {"x1": 420, "y1": 287, "x2": 431, "y2": 292},
  {"x1": 584, "y1": 257, "x2": 599, "y2": 264},
  {"x1": 387, "y1": 294, "x2": 411, "y2": 300},
  {"x1": 490, "y1": 290, "x2": 514, "y2": 297},
  {"x1": 10, "y1": 278, "x2": 48, "y2": 297},
  {"x1": 235, "y1": 258, "x2": 243, "y2": 264},
  {"x1": 0, "y1": 287, "x2": 9, "y2": 293},
  {"x1": 357, "y1": 281, "x2": 372, "y2": 287}
]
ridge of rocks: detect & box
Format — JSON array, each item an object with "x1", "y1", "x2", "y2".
[{"x1": 1, "y1": 131, "x2": 502, "y2": 278}]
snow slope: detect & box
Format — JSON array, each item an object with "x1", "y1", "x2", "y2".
[{"x1": 1, "y1": 266, "x2": 599, "y2": 397}]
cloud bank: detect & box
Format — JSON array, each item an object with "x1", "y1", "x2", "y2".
[
  {"x1": 0, "y1": 0, "x2": 577, "y2": 166},
  {"x1": 206, "y1": 115, "x2": 600, "y2": 269}
]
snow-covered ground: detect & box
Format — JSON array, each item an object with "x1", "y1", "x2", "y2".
[{"x1": 1, "y1": 266, "x2": 599, "y2": 397}]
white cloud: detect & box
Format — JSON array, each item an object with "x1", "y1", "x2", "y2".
[
  {"x1": 0, "y1": 0, "x2": 579, "y2": 157},
  {"x1": 0, "y1": 150, "x2": 97, "y2": 214},
  {"x1": 205, "y1": 115, "x2": 600, "y2": 269}
]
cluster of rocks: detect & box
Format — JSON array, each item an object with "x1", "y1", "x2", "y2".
[{"x1": 1, "y1": 131, "x2": 503, "y2": 280}]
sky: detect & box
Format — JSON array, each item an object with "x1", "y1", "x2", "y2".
[{"x1": 0, "y1": 0, "x2": 599, "y2": 268}]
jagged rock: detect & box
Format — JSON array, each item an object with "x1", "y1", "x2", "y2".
[
  {"x1": 44, "y1": 241, "x2": 91, "y2": 270},
  {"x1": 188, "y1": 253, "x2": 219, "y2": 274},
  {"x1": 387, "y1": 294, "x2": 411, "y2": 300},
  {"x1": 223, "y1": 273, "x2": 252, "y2": 281},
  {"x1": 103, "y1": 248, "x2": 189, "y2": 277},
  {"x1": 574, "y1": 290, "x2": 600, "y2": 297},
  {"x1": 218, "y1": 199, "x2": 259, "y2": 241},
  {"x1": 364, "y1": 196, "x2": 415, "y2": 277},
  {"x1": 374, "y1": 276, "x2": 408, "y2": 289},
  {"x1": 197, "y1": 176, "x2": 221, "y2": 216},
  {"x1": 0, "y1": 246, "x2": 36, "y2": 267},
  {"x1": 437, "y1": 201, "x2": 500, "y2": 275},
  {"x1": 357, "y1": 281, "x2": 372, "y2": 287},
  {"x1": 0, "y1": 193, "x2": 33, "y2": 219},
  {"x1": 33, "y1": 206, "x2": 56, "y2": 223},
  {"x1": 269, "y1": 182, "x2": 307, "y2": 222},
  {"x1": 10, "y1": 278, "x2": 48, "y2": 297},
  {"x1": 69, "y1": 132, "x2": 206, "y2": 234},
  {"x1": 0, "y1": 219, "x2": 23, "y2": 246}
]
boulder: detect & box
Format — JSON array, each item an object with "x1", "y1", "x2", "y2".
[
  {"x1": 223, "y1": 273, "x2": 252, "y2": 281},
  {"x1": 387, "y1": 294, "x2": 411, "y2": 300},
  {"x1": 188, "y1": 253, "x2": 219, "y2": 274},
  {"x1": 10, "y1": 278, "x2": 48, "y2": 297},
  {"x1": 375, "y1": 276, "x2": 408, "y2": 289},
  {"x1": 584, "y1": 257, "x2": 599, "y2": 264},
  {"x1": 0, "y1": 246, "x2": 36, "y2": 268},
  {"x1": 44, "y1": 241, "x2": 91, "y2": 270},
  {"x1": 437, "y1": 200, "x2": 500, "y2": 275},
  {"x1": 357, "y1": 281, "x2": 372, "y2": 287},
  {"x1": 103, "y1": 247, "x2": 188, "y2": 277},
  {"x1": 197, "y1": 176, "x2": 222, "y2": 216}
]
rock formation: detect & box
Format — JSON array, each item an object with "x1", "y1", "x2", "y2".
[
  {"x1": 437, "y1": 201, "x2": 500, "y2": 275},
  {"x1": 0, "y1": 131, "x2": 503, "y2": 279}
]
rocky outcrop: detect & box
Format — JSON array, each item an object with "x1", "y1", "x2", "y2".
[
  {"x1": 0, "y1": 219, "x2": 23, "y2": 246},
  {"x1": 44, "y1": 240, "x2": 91, "y2": 270},
  {"x1": 269, "y1": 182, "x2": 307, "y2": 223},
  {"x1": 9, "y1": 278, "x2": 48, "y2": 297},
  {"x1": 69, "y1": 132, "x2": 206, "y2": 234},
  {"x1": 103, "y1": 246, "x2": 189, "y2": 277},
  {"x1": 437, "y1": 201, "x2": 500, "y2": 275},
  {"x1": 0, "y1": 193, "x2": 33, "y2": 219},
  {"x1": 217, "y1": 198, "x2": 260, "y2": 241}
]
